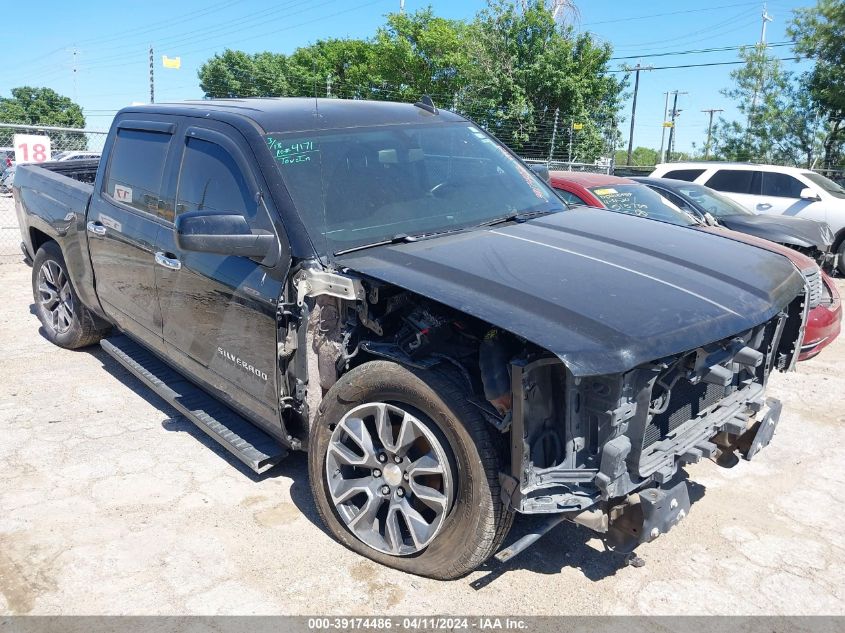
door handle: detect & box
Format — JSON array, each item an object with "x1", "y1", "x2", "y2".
[
  {"x1": 154, "y1": 252, "x2": 182, "y2": 270},
  {"x1": 757, "y1": 203, "x2": 772, "y2": 210},
  {"x1": 86, "y1": 221, "x2": 107, "y2": 237}
]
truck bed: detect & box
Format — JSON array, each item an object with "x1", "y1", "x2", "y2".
[{"x1": 14, "y1": 160, "x2": 96, "y2": 231}]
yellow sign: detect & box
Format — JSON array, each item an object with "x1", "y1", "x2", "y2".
[
  {"x1": 162, "y1": 55, "x2": 181, "y2": 69},
  {"x1": 572, "y1": 122, "x2": 583, "y2": 130},
  {"x1": 662, "y1": 121, "x2": 674, "y2": 128}
]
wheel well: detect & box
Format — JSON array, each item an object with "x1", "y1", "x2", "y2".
[{"x1": 29, "y1": 227, "x2": 54, "y2": 254}]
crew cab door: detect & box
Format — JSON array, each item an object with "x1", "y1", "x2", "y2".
[
  {"x1": 87, "y1": 118, "x2": 177, "y2": 353},
  {"x1": 155, "y1": 122, "x2": 290, "y2": 434}
]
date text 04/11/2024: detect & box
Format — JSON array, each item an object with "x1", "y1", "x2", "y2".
[{"x1": 306, "y1": 617, "x2": 529, "y2": 630}]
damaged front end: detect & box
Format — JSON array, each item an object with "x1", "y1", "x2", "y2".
[
  {"x1": 283, "y1": 257, "x2": 808, "y2": 559},
  {"x1": 497, "y1": 291, "x2": 805, "y2": 553}
]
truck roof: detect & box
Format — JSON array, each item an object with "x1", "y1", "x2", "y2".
[{"x1": 118, "y1": 97, "x2": 467, "y2": 133}]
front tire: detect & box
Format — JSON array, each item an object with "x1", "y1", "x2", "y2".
[
  {"x1": 308, "y1": 360, "x2": 513, "y2": 579},
  {"x1": 837, "y1": 241, "x2": 845, "y2": 277},
  {"x1": 32, "y1": 241, "x2": 109, "y2": 349}
]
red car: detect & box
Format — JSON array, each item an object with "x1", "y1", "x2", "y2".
[{"x1": 550, "y1": 171, "x2": 842, "y2": 361}]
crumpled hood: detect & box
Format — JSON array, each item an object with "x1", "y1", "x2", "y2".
[
  {"x1": 718, "y1": 213, "x2": 833, "y2": 250},
  {"x1": 336, "y1": 209, "x2": 805, "y2": 376}
]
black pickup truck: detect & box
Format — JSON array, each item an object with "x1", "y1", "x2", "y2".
[{"x1": 14, "y1": 98, "x2": 808, "y2": 579}]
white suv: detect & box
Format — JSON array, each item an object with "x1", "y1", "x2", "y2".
[{"x1": 650, "y1": 162, "x2": 845, "y2": 274}]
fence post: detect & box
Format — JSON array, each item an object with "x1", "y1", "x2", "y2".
[{"x1": 547, "y1": 108, "x2": 559, "y2": 164}]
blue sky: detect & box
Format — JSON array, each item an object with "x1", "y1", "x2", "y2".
[{"x1": 0, "y1": 0, "x2": 811, "y2": 153}]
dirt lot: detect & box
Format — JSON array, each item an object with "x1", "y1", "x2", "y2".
[{"x1": 1, "y1": 211, "x2": 844, "y2": 615}]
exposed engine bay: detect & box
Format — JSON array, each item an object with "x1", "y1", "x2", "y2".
[{"x1": 279, "y1": 264, "x2": 807, "y2": 551}]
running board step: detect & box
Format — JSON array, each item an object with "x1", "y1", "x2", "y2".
[{"x1": 100, "y1": 335, "x2": 286, "y2": 474}]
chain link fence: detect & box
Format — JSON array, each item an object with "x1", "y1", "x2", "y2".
[{"x1": 0, "y1": 123, "x2": 108, "y2": 263}]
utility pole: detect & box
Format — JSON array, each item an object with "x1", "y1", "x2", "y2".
[
  {"x1": 624, "y1": 63, "x2": 652, "y2": 166},
  {"x1": 760, "y1": 2, "x2": 773, "y2": 45},
  {"x1": 747, "y1": 4, "x2": 773, "y2": 132},
  {"x1": 702, "y1": 108, "x2": 723, "y2": 160},
  {"x1": 149, "y1": 45, "x2": 155, "y2": 104},
  {"x1": 665, "y1": 90, "x2": 688, "y2": 162},
  {"x1": 400, "y1": 0, "x2": 405, "y2": 13},
  {"x1": 548, "y1": 107, "x2": 559, "y2": 163},
  {"x1": 658, "y1": 92, "x2": 670, "y2": 163},
  {"x1": 326, "y1": 75, "x2": 332, "y2": 98}
]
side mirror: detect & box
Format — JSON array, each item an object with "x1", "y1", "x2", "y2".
[
  {"x1": 175, "y1": 211, "x2": 275, "y2": 260},
  {"x1": 800, "y1": 187, "x2": 821, "y2": 202},
  {"x1": 529, "y1": 163, "x2": 551, "y2": 183}
]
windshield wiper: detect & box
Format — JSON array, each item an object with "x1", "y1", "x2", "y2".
[
  {"x1": 479, "y1": 208, "x2": 556, "y2": 228},
  {"x1": 334, "y1": 234, "x2": 418, "y2": 256}
]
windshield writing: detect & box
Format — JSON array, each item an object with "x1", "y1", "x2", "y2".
[{"x1": 265, "y1": 122, "x2": 564, "y2": 255}]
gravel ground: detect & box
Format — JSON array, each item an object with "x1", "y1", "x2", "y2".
[{"x1": 1, "y1": 229, "x2": 844, "y2": 616}]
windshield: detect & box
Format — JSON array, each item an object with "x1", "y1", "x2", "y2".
[
  {"x1": 674, "y1": 182, "x2": 754, "y2": 217},
  {"x1": 264, "y1": 122, "x2": 564, "y2": 255},
  {"x1": 588, "y1": 183, "x2": 699, "y2": 226},
  {"x1": 802, "y1": 172, "x2": 845, "y2": 199}
]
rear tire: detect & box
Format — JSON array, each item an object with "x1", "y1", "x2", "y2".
[
  {"x1": 308, "y1": 360, "x2": 513, "y2": 579},
  {"x1": 837, "y1": 241, "x2": 845, "y2": 277},
  {"x1": 32, "y1": 241, "x2": 109, "y2": 349}
]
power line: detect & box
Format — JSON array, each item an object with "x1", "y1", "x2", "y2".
[
  {"x1": 609, "y1": 57, "x2": 800, "y2": 73},
  {"x1": 582, "y1": 1, "x2": 767, "y2": 26},
  {"x1": 81, "y1": 0, "x2": 312, "y2": 68},
  {"x1": 610, "y1": 8, "x2": 758, "y2": 51},
  {"x1": 610, "y1": 41, "x2": 792, "y2": 60},
  {"x1": 66, "y1": 0, "x2": 385, "y2": 75}
]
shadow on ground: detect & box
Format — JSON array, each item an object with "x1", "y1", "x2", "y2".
[
  {"x1": 468, "y1": 475, "x2": 706, "y2": 589},
  {"x1": 71, "y1": 329, "x2": 711, "y2": 587}
]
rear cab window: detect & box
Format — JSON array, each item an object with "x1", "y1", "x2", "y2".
[
  {"x1": 104, "y1": 127, "x2": 172, "y2": 218},
  {"x1": 662, "y1": 169, "x2": 705, "y2": 182}
]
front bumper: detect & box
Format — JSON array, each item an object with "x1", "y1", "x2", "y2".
[{"x1": 501, "y1": 397, "x2": 782, "y2": 554}]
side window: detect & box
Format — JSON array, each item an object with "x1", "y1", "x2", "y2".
[
  {"x1": 104, "y1": 128, "x2": 171, "y2": 217},
  {"x1": 555, "y1": 189, "x2": 587, "y2": 206},
  {"x1": 662, "y1": 169, "x2": 705, "y2": 182},
  {"x1": 176, "y1": 137, "x2": 269, "y2": 230},
  {"x1": 705, "y1": 169, "x2": 761, "y2": 195},
  {"x1": 761, "y1": 172, "x2": 804, "y2": 198}
]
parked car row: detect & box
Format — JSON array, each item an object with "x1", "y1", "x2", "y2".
[{"x1": 651, "y1": 162, "x2": 845, "y2": 274}]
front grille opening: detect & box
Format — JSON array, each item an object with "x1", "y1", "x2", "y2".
[{"x1": 643, "y1": 379, "x2": 726, "y2": 449}]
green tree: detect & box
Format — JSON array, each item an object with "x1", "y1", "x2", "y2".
[
  {"x1": 367, "y1": 10, "x2": 470, "y2": 102},
  {"x1": 712, "y1": 46, "x2": 824, "y2": 167},
  {"x1": 199, "y1": 50, "x2": 291, "y2": 97},
  {"x1": 196, "y1": 2, "x2": 623, "y2": 163},
  {"x1": 0, "y1": 87, "x2": 86, "y2": 149},
  {"x1": 614, "y1": 146, "x2": 658, "y2": 166},
  {"x1": 460, "y1": 0, "x2": 622, "y2": 161},
  {"x1": 789, "y1": 0, "x2": 845, "y2": 169}
]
